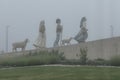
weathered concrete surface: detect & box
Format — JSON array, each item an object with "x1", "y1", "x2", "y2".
[
  {"x1": 1, "y1": 37, "x2": 120, "y2": 60},
  {"x1": 48, "y1": 37, "x2": 120, "y2": 60}
]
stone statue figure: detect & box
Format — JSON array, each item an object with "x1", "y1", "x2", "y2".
[
  {"x1": 74, "y1": 17, "x2": 88, "y2": 43},
  {"x1": 53, "y1": 18, "x2": 63, "y2": 47},
  {"x1": 33, "y1": 20, "x2": 46, "y2": 48}
]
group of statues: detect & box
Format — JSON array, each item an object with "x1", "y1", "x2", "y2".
[
  {"x1": 33, "y1": 16, "x2": 88, "y2": 49},
  {"x1": 11, "y1": 17, "x2": 88, "y2": 52}
]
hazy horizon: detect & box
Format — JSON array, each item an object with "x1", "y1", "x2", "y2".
[{"x1": 0, "y1": 0, "x2": 120, "y2": 52}]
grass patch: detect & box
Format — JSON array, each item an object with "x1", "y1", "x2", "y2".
[
  {"x1": 0, "y1": 66, "x2": 120, "y2": 80},
  {"x1": 109, "y1": 55, "x2": 120, "y2": 66},
  {"x1": 0, "y1": 50, "x2": 65, "y2": 67}
]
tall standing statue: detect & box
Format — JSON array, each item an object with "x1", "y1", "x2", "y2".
[
  {"x1": 33, "y1": 20, "x2": 46, "y2": 48},
  {"x1": 53, "y1": 18, "x2": 63, "y2": 47},
  {"x1": 74, "y1": 17, "x2": 88, "y2": 43}
]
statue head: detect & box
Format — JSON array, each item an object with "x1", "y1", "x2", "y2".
[
  {"x1": 56, "y1": 18, "x2": 61, "y2": 24},
  {"x1": 80, "y1": 17, "x2": 87, "y2": 28}
]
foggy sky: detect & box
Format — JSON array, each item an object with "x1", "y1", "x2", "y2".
[{"x1": 0, "y1": 0, "x2": 120, "y2": 52}]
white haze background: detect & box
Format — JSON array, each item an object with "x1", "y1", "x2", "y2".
[{"x1": 0, "y1": 0, "x2": 120, "y2": 52}]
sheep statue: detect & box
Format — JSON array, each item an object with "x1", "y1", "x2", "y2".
[
  {"x1": 61, "y1": 37, "x2": 73, "y2": 46},
  {"x1": 12, "y1": 38, "x2": 29, "y2": 52}
]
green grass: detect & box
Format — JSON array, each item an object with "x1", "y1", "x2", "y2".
[
  {"x1": 0, "y1": 66, "x2": 120, "y2": 80},
  {"x1": 0, "y1": 51, "x2": 65, "y2": 67}
]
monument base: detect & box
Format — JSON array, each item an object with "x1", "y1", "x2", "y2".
[{"x1": 1, "y1": 37, "x2": 120, "y2": 60}]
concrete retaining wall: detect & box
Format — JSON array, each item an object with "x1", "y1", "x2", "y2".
[
  {"x1": 47, "y1": 37, "x2": 120, "y2": 60},
  {"x1": 1, "y1": 37, "x2": 120, "y2": 60}
]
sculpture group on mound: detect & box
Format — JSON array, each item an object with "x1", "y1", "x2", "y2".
[{"x1": 11, "y1": 17, "x2": 88, "y2": 51}]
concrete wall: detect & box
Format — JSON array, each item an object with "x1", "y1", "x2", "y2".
[
  {"x1": 1, "y1": 37, "x2": 120, "y2": 60},
  {"x1": 47, "y1": 37, "x2": 120, "y2": 60},
  {"x1": 87, "y1": 37, "x2": 120, "y2": 60}
]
